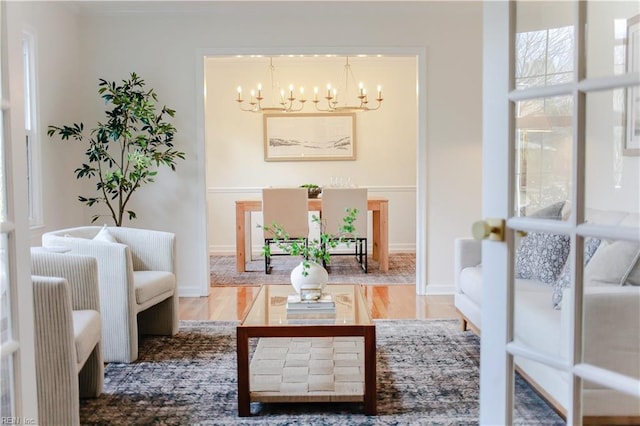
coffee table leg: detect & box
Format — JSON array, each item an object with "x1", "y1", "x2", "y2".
[
  {"x1": 237, "y1": 327, "x2": 250, "y2": 416},
  {"x1": 363, "y1": 327, "x2": 377, "y2": 415}
]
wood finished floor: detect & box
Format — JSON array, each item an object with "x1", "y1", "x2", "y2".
[{"x1": 179, "y1": 285, "x2": 458, "y2": 321}]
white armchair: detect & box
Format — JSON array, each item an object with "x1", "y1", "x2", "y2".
[
  {"x1": 42, "y1": 226, "x2": 178, "y2": 363},
  {"x1": 31, "y1": 250, "x2": 104, "y2": 425}
]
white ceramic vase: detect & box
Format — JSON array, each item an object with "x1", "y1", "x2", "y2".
[{"x1": 290, "y1": 261, "x2": 328, "y2": 294}]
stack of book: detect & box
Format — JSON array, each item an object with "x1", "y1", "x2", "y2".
[{"x1": 286, "y1": 293, "x2": 336, "y2": 323}]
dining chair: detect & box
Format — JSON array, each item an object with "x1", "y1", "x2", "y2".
[
  {"x1": 262, "y1": 187, "x2": 310, "y2": 274},
  {"x1": 321, "y1": 187, "x2": 368, "y2": 272}
]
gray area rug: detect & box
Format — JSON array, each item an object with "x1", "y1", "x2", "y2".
[
  {"x1": 79, "y1": 320, "x2": 564, "y2": 425},
  {"x1": 211, "y1": 253, "x2": 416, "y2": 286}
]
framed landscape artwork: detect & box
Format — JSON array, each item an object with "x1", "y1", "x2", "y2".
[
  {"x1": 625, "y1": 14, "x2": 640, "y2": 156},
  {"x1": 263, "y1": 113, "x2": 356, "y2": 161}
]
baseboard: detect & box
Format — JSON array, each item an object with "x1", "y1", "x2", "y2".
[
  {"x1": 178, "y1": 287, "x2": 207, "y2": 298},
  {"x1": 422, "y1": 284, "x2": 455, "y2": 295}
]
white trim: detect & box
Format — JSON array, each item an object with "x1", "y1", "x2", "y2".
[
  {"x1": 197, "y1": 46, "x2": 428, "y2": 299},
  {"x1": 507, "y1": 341, "x2": 570, "y2": 372},
  {"x1": 423, "y1": 284, "x2": 454, "y2": 295},
  {"x1": 22, "y1": 29, "x2": 43, "y2": 229},
  {"x1": 574, "y1": 363, "x2": 640, "y2": 399}
]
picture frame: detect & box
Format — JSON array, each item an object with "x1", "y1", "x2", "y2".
[
  {"x1": 624, "y1": 14, "x2": 640, "y2": 156},
  {"x1": 263, "y1": 113, "x2": 356, "y2": 161}
]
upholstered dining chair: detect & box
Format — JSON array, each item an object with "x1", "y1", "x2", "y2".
[
  {"x1": 321, "y1": 187, "x2": 368, "y2": 272},
  {"x1": 31, "y1": 249, "x2": 104, "y2": 426},
  {"x1": 262, "y1": 187, "x2": 310, "y2": 274},
  {"x1": 41, "y1": 226, "x2": 178, "y2": 363}
]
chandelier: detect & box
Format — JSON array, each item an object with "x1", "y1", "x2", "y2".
[
  {"x1": 234, "y1": 56, "x2": 383, "y2": 114},
  {"x1": 235, "y1": 57, "x2": 306, "y2": 113},
  {"x1": 313, "y1": 57, "x2": 383, "y2": 113}
]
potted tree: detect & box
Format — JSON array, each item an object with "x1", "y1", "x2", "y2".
[
  {"x1": 260, "y1": 208, "x2": 359, "y2": 296},
  {"x1": 47, "y1": 72, "x2": 185, "y2": 226}
]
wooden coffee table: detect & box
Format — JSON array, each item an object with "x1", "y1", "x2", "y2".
[{"x1": 236, "y1": 284, "x2": 376, "y2": 417}]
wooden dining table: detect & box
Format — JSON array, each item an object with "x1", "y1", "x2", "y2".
[{"x1": 235, "y1": 197, "x2": 389, "y2": 272}]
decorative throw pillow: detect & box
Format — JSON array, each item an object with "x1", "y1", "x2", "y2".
[
  {"x1": 528, "y1": 201, "x2": 566, "y2": 220},
  {"x1": 585, "y1": 240, "x2": 640, "y2": 286},
  {"x1": 515, "y1": 232, "x2": 571, "y2": 284},
  {"x1": 625, "y1": 260, "x2": 640, "y2": 286},
  {"x1": 93, "y1": 224, "x2": 117, "y2": 243},
  {"x1": 551, "y1": 237, "x2": 601, "y2": 309}
]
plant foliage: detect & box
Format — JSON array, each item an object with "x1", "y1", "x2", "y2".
[
  {"x1": 47, "y1": 72, "x2": 185, "y2": 226},
  {"x1": 259, "y1": 208, "x2": 359, "y2": 276}
]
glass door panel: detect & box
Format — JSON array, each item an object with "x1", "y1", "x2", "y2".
[
  {"x1": 585, "y1": 90, "x2": 639, "y2": 212},
  {"x1": 515, "y1": 1, "x2": 575, "y2": 90},
  {"x1": 515, "y1": 96, "x2": 573, "y2": 218},
  {"x1": 513, "y1": 357, "x2": 567, "y2": 423},
  {"x1": 586, "y1": 2, "x2": 640, "y2": 79}
]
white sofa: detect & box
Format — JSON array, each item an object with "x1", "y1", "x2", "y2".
[{"x1": 454, "y1": 207, "x2": 640, "y2": 422}]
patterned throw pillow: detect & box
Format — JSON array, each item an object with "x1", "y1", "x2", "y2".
[
  {"x1": 515, "y1": 232, "x2": 571, "y2": 284},
  {"x1": 551, "y1": 238, "x2": 601, "y2": 309}
]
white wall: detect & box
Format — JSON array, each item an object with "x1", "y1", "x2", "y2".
[
  {"x1": 206, "y1": 56, "x2": 418, "y2": 255},
  {"x1": 17, "y1": 1, "x2": 484, "y2": 296},
  {"x1": 7, "y1": 1, "x2": 88, "y2": 247}
]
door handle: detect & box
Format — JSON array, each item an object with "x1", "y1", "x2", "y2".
[{"x1": 472, "y1": 218, "x2": 505, "y2": 241}]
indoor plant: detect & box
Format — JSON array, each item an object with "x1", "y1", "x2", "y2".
[
  {"x1": 260, "y1": 208, "x2": 359, "y2": 292},
  {"x1": 300, "y1": 183, "x2": 322, "y2": 198},
  {"x1": 47, "y1": 72, "x2": 185, "y2": 226}
]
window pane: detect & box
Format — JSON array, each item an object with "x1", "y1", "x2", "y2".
[
  {"x1": 512, "y1": 357, "x2": 566, "y2": 423},
  {"x1": 1, "y1": 233, "x2": 10, "y2": 345},
  {"x1": 585, "y1": 90, "x2": 639, "y2": 215},
  {"x1": 514, "y1": 96, "x2": 573, "y2": 218},
  {"x1": 0, "y1": 354, "x2": 14, "y2": 418},
  {"x1": 586, "y1": 1, "x2": 640, "y2": 79},
  {"x1": 515, "y1": 1, "x2": 575, "y2": 90}
]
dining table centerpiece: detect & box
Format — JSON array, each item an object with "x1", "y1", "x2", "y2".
[{"x1": 259, "y1": 208, "x2": 359, "y2": 297}]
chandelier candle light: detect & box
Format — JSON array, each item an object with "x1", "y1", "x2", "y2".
[{"x1": 235, "y1": 57, "x2": 306, "y2": 113}]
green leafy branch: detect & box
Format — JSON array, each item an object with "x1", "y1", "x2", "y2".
[{"x1": 47, "y1": 72, "x2": 185, "y2": 226}]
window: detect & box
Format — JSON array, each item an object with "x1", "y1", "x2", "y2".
[
  {"x1": 514, "y1": 26, "x2": 574, "y2": 216},
  {"x1": 22, "y1": 32, "x2": 41, "y2": 227}
]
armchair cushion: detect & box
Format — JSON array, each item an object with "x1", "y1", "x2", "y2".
[
  {"x1": 72, "y1": 310, "x2": 102, "y2": 369},
  {"x1": 134, "y1": 270, "x2": 175, "y2": 306}
]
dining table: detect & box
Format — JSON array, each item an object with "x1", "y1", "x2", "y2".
[{"x1": 235, "y1": 197, "x2": 389, "y2": 272}]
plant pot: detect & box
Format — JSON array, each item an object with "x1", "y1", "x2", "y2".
[
  {"x1": 307, "y1": 187, "x2": 322, "y2": 199},
  {"x1": 290, "y1": 261, "x2": 328, "y2": 295}
]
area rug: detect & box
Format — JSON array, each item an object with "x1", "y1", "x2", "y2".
[
  {"x1": 79, "y1": 320, "x2": 564, "y2": 425},
  {"x1": 211, "y1": 253, "x2": 416, "y2": 286}
]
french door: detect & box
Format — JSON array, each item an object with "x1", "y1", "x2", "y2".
[
  {"x1": 481, "y1": 1, "x2": 640, "y2": 424},
  {"x1": 0, "y1": 1, "x2": 38, "y2": 422}
]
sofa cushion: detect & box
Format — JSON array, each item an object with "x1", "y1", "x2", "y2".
[
  {"x1": 134, "y1": 270, "x2": 175, "y2": 305},
  {"x1": 552, "y1": 237, "x2": 601, "y2": 309},
  {"x1": 72, "y1": 309, "x2": 101, "y2": 369},
  {"x1": 586, "y1": 240, "x2": 640, "y2": 286},
  {"x1": 459, "y1": 265, "x2": 483, "y2": 306},
  {"x1": 514, "y1": 281, "x2": 565, "y2": 358},
  {"x1": 516, "y1": 232, "x2": 571, "y2": 284}
]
